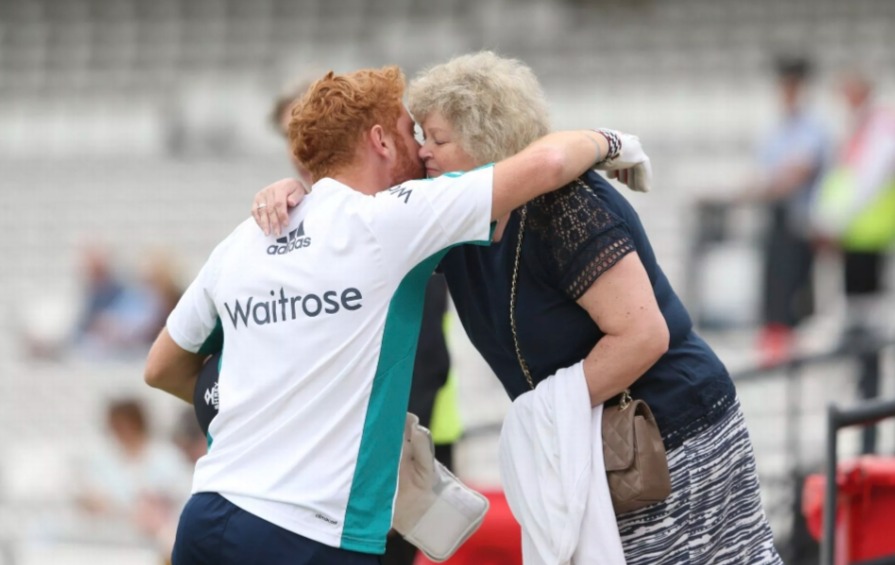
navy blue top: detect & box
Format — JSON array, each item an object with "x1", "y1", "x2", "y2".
[{"x1": 441, "y1": 171, "x2": 736, "y2": 450}]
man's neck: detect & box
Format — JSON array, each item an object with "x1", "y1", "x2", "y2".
[
  {"x1": 333, "y1": 173, "x2": 385, "y2": 195},
  {"x1": 329, "y1": 158, "x2": 392, "y2": 196}
]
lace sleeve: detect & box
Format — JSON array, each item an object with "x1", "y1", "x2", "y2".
[{"x1": 527, "y1": 179, "x2": 635, "y2": 300}]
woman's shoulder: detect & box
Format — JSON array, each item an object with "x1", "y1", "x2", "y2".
[{"x1": 527, "y1": 172, "x2": 628, "y2": 234}]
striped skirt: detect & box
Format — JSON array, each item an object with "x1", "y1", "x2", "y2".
[{"x1": 615, "y1": 399, "x2": 782, "y2": 564}]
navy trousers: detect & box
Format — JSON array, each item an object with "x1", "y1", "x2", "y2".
[{"x1": 172, "y1": 492, "x2": 382, "y2": 565}]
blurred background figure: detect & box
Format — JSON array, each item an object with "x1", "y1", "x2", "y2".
[
  {"x1": 270, "y1": 75, "x2": 316, "y2": 189},
  {"x1": 136, "y1": 249, "x2": 185, "y2": 344},
  {"x1": 71, "y1": 242, "x2": 132, "y2": 356},
  {"x1": 749, "y1": 55, "x2": 830, "y2": 366},
  {"x1": 73, "y1": 398, "x2": 191, "y2": 561},
  {"x1": 75, "y1": 243, "x2": 125, "y2": 338},
  {"x1": 812, "y1": 68, "x2": 895, "y2": 343},
  {"x1": 171, "y1": 407, "x2": 208, "y2": 467},
  {"x1": 72, "y1": 245, "x2": 183, "y2": 361}
]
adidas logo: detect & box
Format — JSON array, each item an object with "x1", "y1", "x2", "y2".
[{"x1": 267, "y1": 221, "x2": 312, "y2": 255}]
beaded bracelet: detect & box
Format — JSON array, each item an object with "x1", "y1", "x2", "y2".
[{"x1": 594, "y1": 128, "x2": 621, "y2": 165}]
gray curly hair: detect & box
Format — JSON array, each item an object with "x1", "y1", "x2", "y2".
[{"x1": 408, "y1": 51, "x2": 551, "y2": 164}]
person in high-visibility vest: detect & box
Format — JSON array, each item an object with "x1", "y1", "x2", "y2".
[{"x1": 812, "y1": 69, "x2": 895, "y2": 340}]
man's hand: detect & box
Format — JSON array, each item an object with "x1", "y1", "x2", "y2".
[
  {"x1": 595, "y1": 132, "x2": 653, "y2": 193},
  {"x1": 393, "y1": 414, "x2": 489, "y2": 562},
  {"x1": 252, "y1": 178, "x2": 308, "y2": 236},
  {"x1": 394, "y1": 414, "x2": 437, "y2": 522}
]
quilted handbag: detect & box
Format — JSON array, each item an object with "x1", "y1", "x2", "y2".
[{"x1": 601, "y1": 391, "x2": 671, "y2": 515}]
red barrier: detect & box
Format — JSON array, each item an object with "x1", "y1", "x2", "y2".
[{"x1": 803, "y1": 456, "x2": 895, "y2": 564}]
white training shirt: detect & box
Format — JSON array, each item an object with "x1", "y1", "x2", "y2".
[{"x1": 166, "y1": 166, "x2": 493, "y2": 554}]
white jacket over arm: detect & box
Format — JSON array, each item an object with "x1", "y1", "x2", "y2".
[{"x1": 498, "y1": 362, "x2": 626, "y2": 565}]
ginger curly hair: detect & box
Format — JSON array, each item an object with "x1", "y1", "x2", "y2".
[{"x1": 289, "y1": 66, "x2": 406, "y2": 180}]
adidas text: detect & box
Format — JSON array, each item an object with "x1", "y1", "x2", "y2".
[{"x1": 268, "y1": 222, "x2": 312, "y2": 255}]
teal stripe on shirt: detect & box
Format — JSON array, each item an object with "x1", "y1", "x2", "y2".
[{"x1": 340, "y1": 239, "x2": 489, "y2": 553}]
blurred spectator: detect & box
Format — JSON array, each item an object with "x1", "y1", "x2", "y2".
[
  {"x1": 138, "y1": 249, "x2": 185, "y2": 341},
  {"x1": 73, "y1": 244, "x2": 182, "y2": 359},
  {"x1": 172, "y1": 406, "x2": 208, "y2": 465},
  {"x1": 74, "y1": 242, "x2": 128, "y2": 346},
  {"x1": 270, "y1": 75, "x2": 316, "y2": 189},
  {"x1": 142, "y1": 408, "x2": 209, "y2": 559},
  {"x1": 812, "y1": 68, "x2": 895, "y2": 342},
  {"x1": 74, "y1": 398, "x2": 192, "y2": 558},
  {"x1": 746, "y1": 56, "x2": 831, "y2": 366}
]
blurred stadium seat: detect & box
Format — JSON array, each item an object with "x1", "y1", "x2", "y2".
[
  {"x1": 12, "y1": 542, "x2": 159, "y2": 565},
  {"x1": 0, "y1": 441, "x2": 75, "y2": 506}
]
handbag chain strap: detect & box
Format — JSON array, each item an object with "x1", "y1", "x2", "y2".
[
  {"x1": 509, "y1": 206, "x2": 535, "y2": 391},
  {"x1": 508, "y1": 193, "x2": 632, "y2": 410}
]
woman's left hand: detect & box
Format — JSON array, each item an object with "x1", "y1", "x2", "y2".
[{"x1": 251, "y1": 178, "x2": 308, "y2": 236}]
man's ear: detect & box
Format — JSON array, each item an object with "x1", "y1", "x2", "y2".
[{"x1": 368, "y1": 125, "x2": 392, "y2": 159}]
